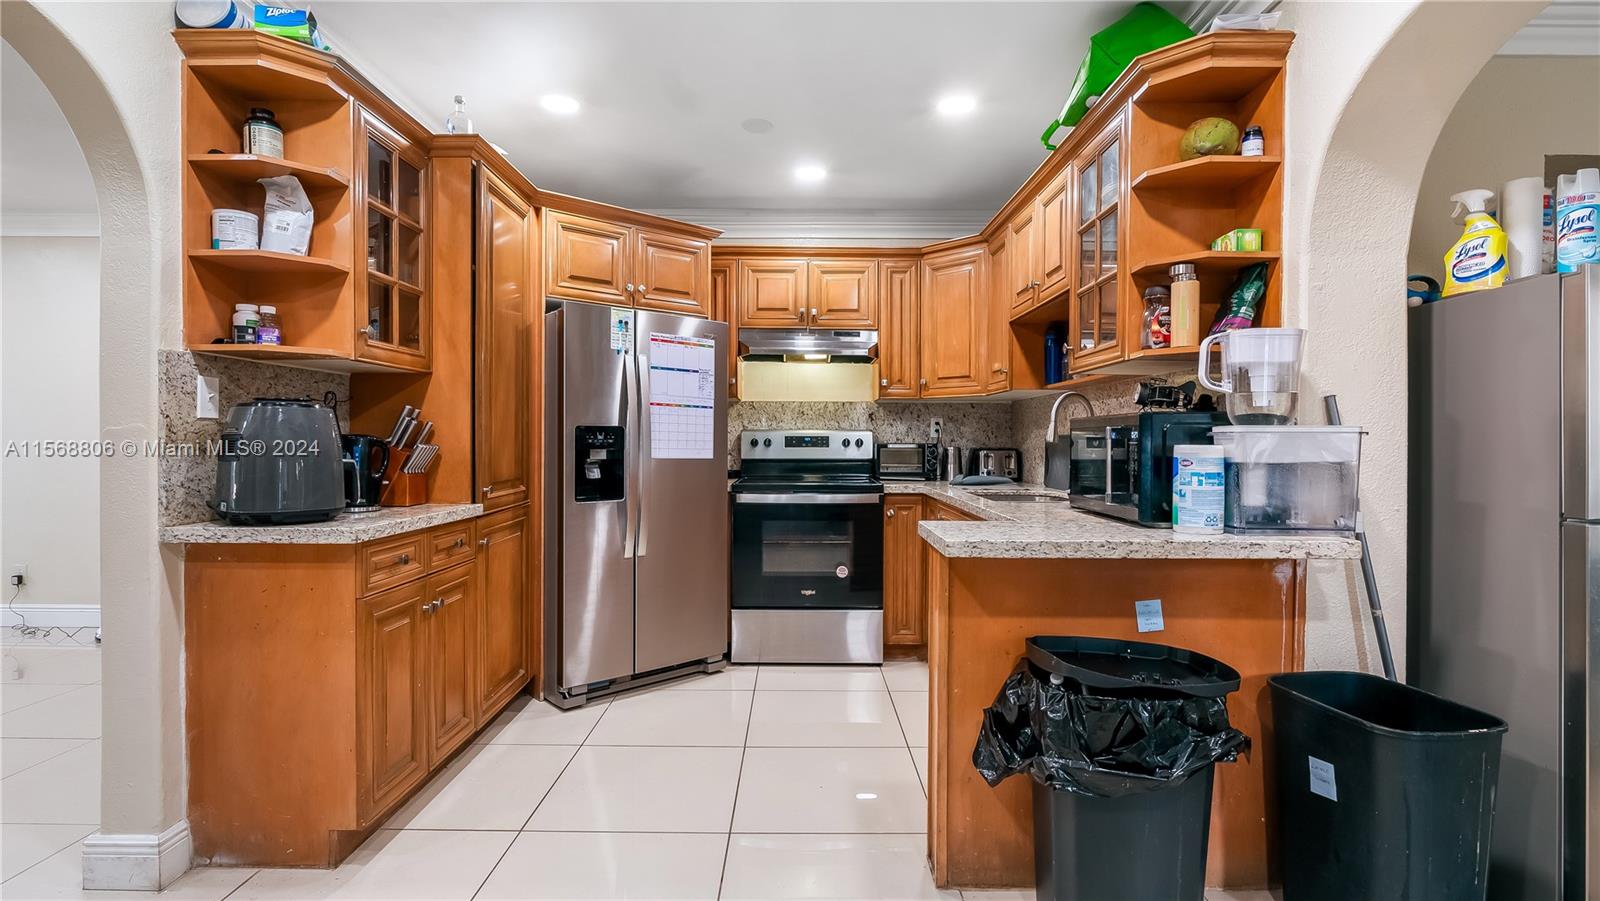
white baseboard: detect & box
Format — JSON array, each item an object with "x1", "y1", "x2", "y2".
[
  {"x1": 1, "y1": 604, "x2": 100, "y2": 630},
  {"x1": 81, "y1": 820, "x2": 192, "y2": 892}
]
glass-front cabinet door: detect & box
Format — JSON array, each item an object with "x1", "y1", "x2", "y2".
[
  {"x1": 1070, "y1": 115, "x2": 1124, "y2": 371},
  {"x1": 356, "y1": 107, "x2": 430, "y2": 370}
]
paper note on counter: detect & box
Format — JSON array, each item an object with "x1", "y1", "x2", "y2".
[{"x1": 647, "y1": 331, "x2": 715, "y2": 459}]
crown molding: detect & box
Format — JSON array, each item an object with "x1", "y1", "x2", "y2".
[
  {"x1": 2, "y1": 212, "x2": 100, "y2": 237},
  {"x1": 643, "y1": 209, "x2": 991, "y2": 246},
  {"x1": 1499, "y1": 1, "x2": 1600, "y2": 56}
]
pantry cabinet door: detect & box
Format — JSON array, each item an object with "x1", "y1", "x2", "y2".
[
  {"x1": 919, "y1": 245, "x2": 987, "y2": 397},
  {"x1": 808, "y1": 259, "x2": 879, "y2": 328},
  {"x1": 475, "y1": 169, "x2": 532, "y2": 513},
  {"x1": 634, "y1": 228, "x2": 711, "y2": 318},
  {"x1": 545, "y1": 210, "x2": 631, "y2": 306},
  {"x1": 878, "y1": 260, "x2": 920, "y2": 398},
  {"x1": 737, "y1": 259, "x2": 808, "y2": 328}
]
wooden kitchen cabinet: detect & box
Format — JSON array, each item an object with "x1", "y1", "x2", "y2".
[
  {"x1": 476, "y1": 506, "x2": 530, "y2": 719},
  {"x1": 883, "y1": 495, "x2": 927, "y2": 648},
  {"x1": 1069, "y1": 114, "x2": 1125, "y2": 370},
  {"x1": 878, "y1": 259, "x2": 920, "y2": 397},
  {"x1": 356, "y1": 107, "x2": 431, "y2": 371},
  {"x1": 475, "y1": 168, "x2": 533, "y2": 512},
  {"x1": 986, "y1": 233, "x2": 1011, "y2": 394},
  {"x1": 808, "y1": 259, "x2": 879, "y2": 328},
  {"x1": 710, "y1": 259, "x2": 739, "y2": 398},
  {"x1": 737, "y1": 259, "x2": 809, "y2": 327},
  {"x1": 1007, "y1": 206, "x2": 1040, "y2": 314},
  {"x1": 425, "y1": 564, "x2": 477, "y2": 764},
  {"x1": 919, "y1": 244, "x2": 988, "y2": 397},
  {"x1": 1037, "y1": 170, "x2": 1071, "y2": 300},
  {"x1": 358, "y1": 578, "x2": 429, "y2": 817},
  {"x1": 545, "y1": 209, "x2": 632, "y2": 306},
  {"x1": 545, "y1": 207, "x2": 714, "y2": 316},
  {"x1": 635, "y1": 228, "x2": 711, "y2": 317}
]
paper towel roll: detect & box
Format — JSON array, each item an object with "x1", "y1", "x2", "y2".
[{"x1": 1503, "y1": 176, "x2": 1546, "y2": 280}]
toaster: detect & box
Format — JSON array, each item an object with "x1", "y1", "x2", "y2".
[
  {"x1": 966, "y1": 448, "x2": 1021, "y2": 481},
  {"x1": 211, "y1": 398, "x2": 345, "y2": 525}
]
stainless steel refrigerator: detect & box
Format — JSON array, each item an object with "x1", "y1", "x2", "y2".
[
  {"x1": 1409, "y1": 265, "x2": 1598, "y2": 900},
  {"x1": 542, "y1": 301, "x2": 729, "y2": 708}
]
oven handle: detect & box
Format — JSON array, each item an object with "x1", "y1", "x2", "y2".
[{"x1": 734, "y1": 493, "x2": 883, "y2": 505}]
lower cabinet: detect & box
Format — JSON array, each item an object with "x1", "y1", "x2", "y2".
[
  {"x1": 883, "y1": 495, "x2": 927, "y2": 648},
  {"x1": 185, "y1": 508, "x2": 534, "y2": 868}
]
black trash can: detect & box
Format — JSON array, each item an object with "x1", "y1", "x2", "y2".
[
  {"x1": 974, "y1": 636, "x2": 1249, "y2": 901},
  {"x1": 1269, "y1": 671, "x2": 1508, "y2": 901}
]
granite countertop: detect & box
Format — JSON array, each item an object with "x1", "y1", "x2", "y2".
[
  {"x1": 894, "y1": 482, "x2": 1363, "y2": 561},
  {"x1": 159, "y1": 504, "x2": 484, "y2": 545}
]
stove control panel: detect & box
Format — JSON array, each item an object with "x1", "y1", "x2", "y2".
[{"x1": 740, "y1": 430, "x2": 874, "y2": 460}]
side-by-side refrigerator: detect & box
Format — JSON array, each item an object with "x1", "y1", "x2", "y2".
[
  {"x1": 543, "y1": 300, "x2": 729, "y2": 708},
  {"x1": 1409, "y1": 265, "x2": 1598, "y2": 900}
]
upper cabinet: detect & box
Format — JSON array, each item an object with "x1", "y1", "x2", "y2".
[
  {"x1": 737, "y1": 259, "x2": 809, "y2": 327},
  {"x1": 878, "y1": 260, "x2": 920, "y2": 398},
  {"x1": 474, "y1": 167, "x2": 534, "y2": 513},
  {"x1": 1037, "y1": 171, "x2": 1071, "y2": 301},
  {"x1": 710, "y1": 259, "x2": 739, "y2": 398},
  {"x1": 356, "y1": 109, "x2": 431, "y2": 370},
  {"x1": 729, "y1": 257, "x2": 883, "y2": 330},
  {"x1": 1006, "y1": 206, "x2": 1039, "y2": 314},
  {"x1": 1069, "y1": 115, "x2": 1124, "y2": 371},
  {"x1": 809, "y1": 259, "x2": 879, "y2": 328},
  {"x1": 544, "y1": 204, "x2": 714, "y2": 317},
  {"x1": 919, "y1": 244, "x2": 988, "y2": 397}
]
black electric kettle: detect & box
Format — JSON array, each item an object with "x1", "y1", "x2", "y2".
[{"x1": 341, "y1": 434, "x2": 390, "y2": 513}]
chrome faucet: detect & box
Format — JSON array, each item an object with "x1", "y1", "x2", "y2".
[
  {"x1": 1044, "y1": 391, "x2": 1094, "y2": 491},
  {"x1": 1046, "y1": 391, "x2": 1095, "y2": 443}
]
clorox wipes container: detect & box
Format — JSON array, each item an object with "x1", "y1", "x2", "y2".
[{"x1": 1442, "y1": 189, "x2": 1508, "y2": 297}]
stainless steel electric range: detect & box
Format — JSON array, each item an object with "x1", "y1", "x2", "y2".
[{"x1": 729, "y1": 430, "x2": 884, "y2": 664}]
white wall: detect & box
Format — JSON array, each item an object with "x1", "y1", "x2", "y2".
[
  {"x1": 1, "y1": 236, "x2": 102, "y2": 610},
  {"x1": 1407, "y1": 55, "x2": 1600, "y2": 280}
]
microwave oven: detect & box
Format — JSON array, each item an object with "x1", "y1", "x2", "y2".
[
  {"x1": 1067, "y1": 410, "x2": 1230, "y2": 526},
  {"x1": 875, "y1": 442, "x2": 939, "y2": 481}
]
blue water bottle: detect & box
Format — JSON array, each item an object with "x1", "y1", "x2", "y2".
[{"x1": 1044, "y1": 324, "x2": 1064, "y2": 385}]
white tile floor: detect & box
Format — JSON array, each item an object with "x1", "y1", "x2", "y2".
[{"x1": 2, "y1": 649, "x2": 1277, "y2": 900}]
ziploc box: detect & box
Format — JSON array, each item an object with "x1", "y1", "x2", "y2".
[
  {"x1": 1211, "y1": 228, "x2": 1263, "y2": 252},
  {"x1": 253, "y1": 5, "x2": 321, "y2": 47}
]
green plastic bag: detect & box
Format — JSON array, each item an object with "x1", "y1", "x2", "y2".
[{"x1": 1041, "y1": 2, "x2": 1194, "y2": 150}]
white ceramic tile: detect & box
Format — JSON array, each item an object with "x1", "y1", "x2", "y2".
[
  {"x1": 474, "y1": 694, "x2": 607, "y2": 745},
  {"x1": 733, "y1": 747, "x2": 926, "y2": 834},
  {"x1": 881, "y1": 660, "x2": 930, "y2": 692},
  {"x1": 475, "y1": 832, "x2": 726, "y2": 900},
  {"x1": 1, "y1": 683, "x2": 80, "y2": 714},
  {"x1": 747, "y1": 691, "x2": 906, "y2": 747},
  {"x1": 0, "y1": 647, "x2": 100, "y2": 685},
  {"x1": 721, "y1": 834, "x2": 958, "y2": 900},
  {"x1": 892, "y1": 691, "x2": 929, "y2": 747},
  {"x1": 2, "y1": 740, "x2": 99, "y2": 824},
  {"x1": 0, "y1": 685, "x2": 100, "y2": 739},
  {"x1": 1, "y1": 823, "x2": 95, "y2": 881},
  {"x1": 0, "y1": 841, "x2": 254, "y2": 899},
  {"x1": 586, "y1": 689, "x2": 751, "y2": 747},
  {"x1": 909, "y1": 746, "x2": 928, "y2": 795},
  {"x1": 758, "y1": 665, "x2": 887, "y2": 692},
  {"x1": 659, "y1": 666, "x2": 758, "y2": 692},
  {"x1": 231, "y1": 829, "x2": 512, "y2": 900},
  {"x1": 527, "y1": 746, "x2": 742, "y2": 833},
  {"x1": 387, "y1": 744, "x2": 576, "y2": 830},
  {"x1": 2, "y1": 738, "x2": 89, "y2": 778},
  {"x1": 959, "y1": 892, "x2": 1034, "y2": 901}
]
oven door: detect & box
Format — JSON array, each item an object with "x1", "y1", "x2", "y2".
[{"x1": 731, "y1": 493, "x2": 883, "y2": 610}]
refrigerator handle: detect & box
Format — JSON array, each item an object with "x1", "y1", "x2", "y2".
[
  {"x1": 636, "y1": 348, "x2": 651, "y2": 558},
  {"x1": 622, "y1": 349, "x2": 638, "y2": 559}
]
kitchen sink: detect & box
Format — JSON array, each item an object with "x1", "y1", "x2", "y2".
[{"x1": 971, "y1": 492, "x2": 1069, "y2": 503}]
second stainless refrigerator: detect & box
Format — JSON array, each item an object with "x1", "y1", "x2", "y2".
[{"x1": 543, "y1": 301, "x2": 729, "y2": 707}]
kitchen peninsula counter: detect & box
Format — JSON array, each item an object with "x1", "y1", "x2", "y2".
[
  {"x1": 159, "y1": 503, "x2": 483, "y2": 545},
  {"x1": 912, "y1": 481, "x2": 1353, "y2": 892}
]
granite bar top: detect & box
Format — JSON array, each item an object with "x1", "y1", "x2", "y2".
[
  {"x1": 159, "y1": 504, "x2": 484, "y2": 545},
  {"x1": 895, "y1": 482, "x2": 1362, "y2": 561}
]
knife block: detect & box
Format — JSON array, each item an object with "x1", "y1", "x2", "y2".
[{"x1": 379, "y1": 447, "x2": 427, "y2": 507}]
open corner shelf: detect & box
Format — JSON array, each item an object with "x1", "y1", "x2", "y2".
[
  {"x1": 1131, "y1": 250, "x2": 1279, "y2": 281},
  {"x1": 188, "y1": 248, "x2": 350, "y2": 276},
  {"x1": 186, "y1": 58, "x2": 347, "y2": 104},
  {"x1": 189, "y1": 343, "x2": 402, "y2": 374},
  {"x1": 188, "y1": 154, "x2": 349, "y2": 191},
  {"x1": 1131, "y1": 155, "x2": 1281, "y2": 192}
]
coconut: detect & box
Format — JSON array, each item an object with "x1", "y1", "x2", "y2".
[{"x1": 1179, "y1": 118, "x2": 1241, "y2": 161}]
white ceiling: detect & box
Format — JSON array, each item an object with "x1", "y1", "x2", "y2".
[
  {"x1": 1, "y1": 39, "x2": 98, "y2": 233},
  {"x1": 316, "y1": 1, "x2": 1193, "y2": 223}
]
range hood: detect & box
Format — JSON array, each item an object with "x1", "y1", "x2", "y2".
[{"x1": 738, "y1": 328, "x2": 878, "y2": 363}]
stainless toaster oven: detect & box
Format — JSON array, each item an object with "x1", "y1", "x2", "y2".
[{"x1": 875, "y1": 442, "x2": 939, "y2": 481}]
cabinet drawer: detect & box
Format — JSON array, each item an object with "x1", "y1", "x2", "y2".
[
  {"x1": 429, "y1": 524, "x2": 475, "y2": 572},
  {"x1": 361, "y1": 534, "x2": 427, "y2": 595}
]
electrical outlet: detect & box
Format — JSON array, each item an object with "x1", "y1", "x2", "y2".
[
  {"x1": 196, "y1": 375, "x2": 220, "y2": 419},
  {"x1": 929, "y1": 418, "x2": 943, "y2": 441},
  {"x1": 9, "y1": 564, "x2": 27, "y2": 587}
]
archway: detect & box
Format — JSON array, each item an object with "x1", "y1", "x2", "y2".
[{"x1": 0, "y1": 2, "x2": 185, "y2": 891}]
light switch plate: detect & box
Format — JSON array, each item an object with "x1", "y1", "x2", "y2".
[{"x1": 196, "y1": 375, "x2": 220, "y2": 419}]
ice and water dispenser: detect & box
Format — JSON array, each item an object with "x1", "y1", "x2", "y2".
[{"x1": 574, "y1": 426, "x2": 625, "y2": 502}]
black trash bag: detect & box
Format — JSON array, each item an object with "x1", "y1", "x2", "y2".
[{"x1": 974, "y1": 659, "x2": 1248, "y2": 797}]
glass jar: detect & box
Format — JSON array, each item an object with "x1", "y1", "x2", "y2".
[
  {"x1": 255, "y1": 305, "x2": 282, "y2": 345},
  {"x1": 1142, "y1": 286, "x2": 1172, "y2": 349},
  {"x1": 242, "y1": 107, "x2": 284, "y2": 159}
]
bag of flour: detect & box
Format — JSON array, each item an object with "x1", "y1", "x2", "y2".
[{"x1": 258, "y1": 176, "x2": 313, "y2": 255}]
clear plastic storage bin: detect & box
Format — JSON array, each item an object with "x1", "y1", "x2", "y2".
[{"x1": 1211, "y1": 426, "x2": 1362, "y2": 534}]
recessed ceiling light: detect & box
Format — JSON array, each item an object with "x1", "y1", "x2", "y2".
[
  {"x1": 540, "y1": 94, "x2": 581, "y2": 115},
  {"x1": 936, "y1": 93, "x2": 978, "y2": 117},
  {"x1": 793, "y1": 163, "x2": 828, "y2": 184}
]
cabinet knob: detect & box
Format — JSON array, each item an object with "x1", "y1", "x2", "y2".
[
  {"x1": 478, "y1": 537, "x2": 490, "y2": 548},
  {"x1": 482, "y1": 486, "x2": 491, "y2": 495},
  {"x1": 887, "y1": 508, "x2": 896, "y2": 518},
  {"x1": 919, "y1": 378, "x2": 928, "y2": 386},
  {"x1": 638, "y1": 284, "x2": 648, "y2": 294},
  {"x1": 454, "y1": 537, "x2": 466, "y2": 548},
  {"x1": 626, "y1": 283, "x2": 635, "y2": 293},
  {"x1": 880, "y1": 378, "x2": 888, "y2": 387},
  {"x1": 397, "y1": 553, "x2": 411, "y2": 565}
]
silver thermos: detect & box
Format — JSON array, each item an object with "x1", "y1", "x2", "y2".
[{"x1": 941, "y1": 446, "x2": 965, "y2": 481}]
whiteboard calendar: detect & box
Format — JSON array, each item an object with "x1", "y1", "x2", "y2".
[{"x1": 647, "y1": 331, "x2": 716, "y2": 460}]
